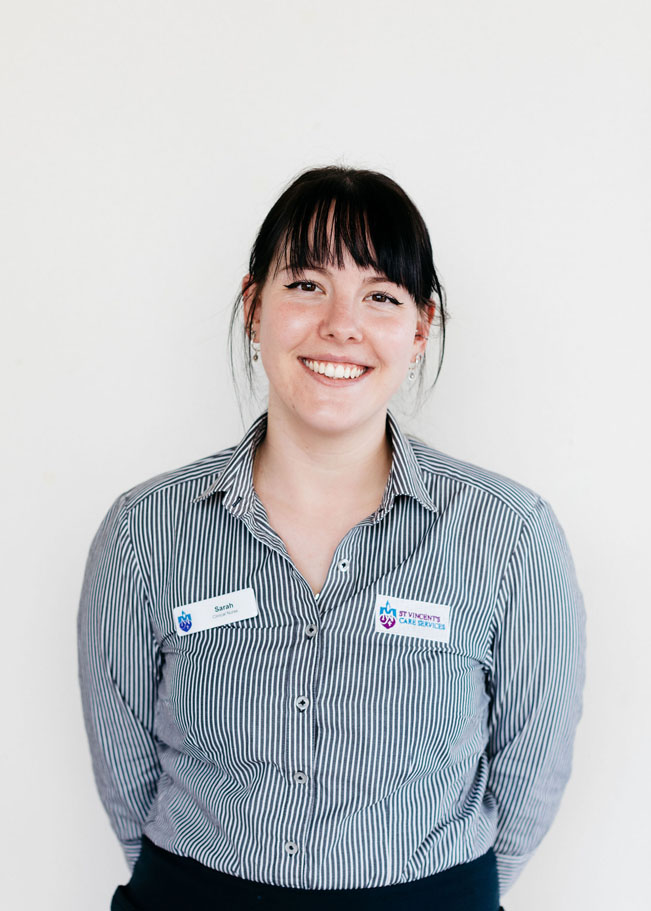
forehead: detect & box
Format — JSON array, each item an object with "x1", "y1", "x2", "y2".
[{"x1": 277, "y1": 260, "x2": 400, "y2": 286}]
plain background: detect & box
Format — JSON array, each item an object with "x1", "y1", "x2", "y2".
[{"x1": 2, "y1": 1, "x2": 649, "y2": 908}]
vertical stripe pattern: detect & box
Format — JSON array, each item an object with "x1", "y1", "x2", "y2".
[{"x1": 77, "y1": 410, "x2": 586, "y2": 897}]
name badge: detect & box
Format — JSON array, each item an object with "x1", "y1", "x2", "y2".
[
  {"x1": 375, "y1": 593, "x2": 450, "y2": 644},
  {"x1": 173, "y1": 587, "x2": 258, "y2": 637}
]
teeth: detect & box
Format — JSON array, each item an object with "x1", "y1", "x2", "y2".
[{"x1": 302, "y1": 359, "x2": 367, "y2": 380}]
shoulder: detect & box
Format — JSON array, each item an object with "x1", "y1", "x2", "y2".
[
  {"x1": 407, "y1": 433, "x2": 542, "y2": 521},
  {"x1": 108, "y1": 444, "x2": 237, "y2": 516}
]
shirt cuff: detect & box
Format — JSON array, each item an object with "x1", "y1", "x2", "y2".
[{"x1": 122, "y1": 837, "x2": 143, "y2": 871}]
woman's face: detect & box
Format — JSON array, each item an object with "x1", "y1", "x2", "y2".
[{"x1": 243, "y1": 248, "x2": 434, "y2": 438}]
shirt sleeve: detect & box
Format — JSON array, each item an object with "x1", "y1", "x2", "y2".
[
  {"x1": 485, "y1": 496, "x2": 587, "y2": 897},
  {"x1": 77, "y1": 493, "x2": 162, "y2": 868}
]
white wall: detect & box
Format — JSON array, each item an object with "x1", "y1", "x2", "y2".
[{"x1": 2, "y1": 1, "x2": 649, "y2": 907}]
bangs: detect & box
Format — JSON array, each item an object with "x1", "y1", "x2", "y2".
[{"x1": 262, "y1": 176, "x2": 436, "y2": 305}]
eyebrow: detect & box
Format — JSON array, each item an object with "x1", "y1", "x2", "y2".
[{"x1": 280, "y1": 265, "x2": 395, "y2": 285}]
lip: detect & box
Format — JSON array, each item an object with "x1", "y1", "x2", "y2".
[{"x1": 298, "y1": 357, "x2": 372, "y2": 385}]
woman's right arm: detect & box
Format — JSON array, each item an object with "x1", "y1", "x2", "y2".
[{"x1": 77, "y1": 492, "x2": 162, "y2": 869}]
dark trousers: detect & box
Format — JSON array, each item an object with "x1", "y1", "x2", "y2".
[{"x1": 111, "y1": 836, "x2": 505, "y2": 910}]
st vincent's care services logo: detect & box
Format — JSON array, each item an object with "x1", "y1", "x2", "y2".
[
  {"x1": 378, "y1": 599, "x2": 397, "y2": 629},
  {"x1": 177, "y1": 610, "x2": 192, "y2": 633},
  {"x1": 375, "y1": 593, "x2": 451, "y2": 644}
]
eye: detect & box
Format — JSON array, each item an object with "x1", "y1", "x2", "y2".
[
  {"x1": 284, "y1": 280, "x2": 319, "y2": 292},
  {"x1": 368, "y1": 291, "x2": 403, "y2": 306}
]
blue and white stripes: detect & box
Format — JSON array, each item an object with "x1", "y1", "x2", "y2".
[{"x1": 77, "y1": 410, "x2": 586, "y2": 897}]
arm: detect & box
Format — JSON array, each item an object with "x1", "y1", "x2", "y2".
[
  {"x1": 485, "y1": 496, "x2": 587, "y2": 897},
  {"x1": 77, "y1": 493, "x2": 162, "y2": 868}
]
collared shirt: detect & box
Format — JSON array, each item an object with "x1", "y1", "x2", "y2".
[{"x1": 77, "y1": 410, "x2": 586, "y2": 897}]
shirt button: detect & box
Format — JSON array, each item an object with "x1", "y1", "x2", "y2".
[
  {"x1": 285, "y1": 841, "x2": 299, "y2": 855},
  {"x1": 293, "y1": 771, "x2": 308, "y2": 784},
  {"x1": 295, "y1": 695, "x2": 309, "y2": 711},
  {"x1": 337, "y1": 558, "x2": 350, "y2": 573},
  {"x1": 304, "y1": 623, "x2": 317, "y2": 638}
]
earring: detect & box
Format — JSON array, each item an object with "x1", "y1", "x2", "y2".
[
  {"x1": 251, "y1": 329, "x2": 260, "y2": 362},
  {"x1": 408, "y1": 353, "x2": 423, "y2": 383}
]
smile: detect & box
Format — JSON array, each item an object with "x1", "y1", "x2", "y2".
[{"x1": 299, "y1": 358, "x2": 369, "y2": 380}]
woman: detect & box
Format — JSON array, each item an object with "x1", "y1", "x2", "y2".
[{"x1": 78, "y1": 166, "x2": 586, "y2": 911}]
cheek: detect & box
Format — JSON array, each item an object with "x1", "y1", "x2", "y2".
[
  {"x1": 376, "y1": 320, "x2": 418, "y2": 364},
  {"x1": 260, "y1": 305, "x2": 312, "y2": 345},
  {"x1": 283, "y1": 310, "x2": 315, "y2": 338}
]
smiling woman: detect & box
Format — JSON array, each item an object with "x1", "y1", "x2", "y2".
[{"x1": 78, "y1": 166, "x2": 585, "y2": 911}]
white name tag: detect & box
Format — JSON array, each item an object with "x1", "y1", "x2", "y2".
[
  {"x1": 375, "y1": 593, "x2": 450, "y2": 644},
  {"x1": 173, "y1": 587, "x2": 258, "y2": 637}
]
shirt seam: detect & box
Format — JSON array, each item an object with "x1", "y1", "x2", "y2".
[
  {"x1": 414, "y1": 458, "x2": 538, "y2": 523},
  {"x1": 486, "y1": 495, "x2": 543, "y2": 673},
  {"x1": 121, "y1": 500, "x2": 153, "y2": 611},
  {"x1": 118, "y1": 451, "x2": 235, "y2": 515}
]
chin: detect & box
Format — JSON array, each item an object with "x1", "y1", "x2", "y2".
[{"x1": 290, "y1": 400, "x2": 384, "y2": 436}]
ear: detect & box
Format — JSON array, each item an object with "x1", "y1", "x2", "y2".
[
  {"x1": 413, "y1": 301, "x2": 435, "y2": 356},
  {"x1": 242, "y1": 274, "x2": 260, "y2": 339}
]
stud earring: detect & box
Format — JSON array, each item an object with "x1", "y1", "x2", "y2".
[
  {"x1": 408, "y1": 353, "x2": 423, "y2": 383},
  {"x1": 251, "y1": 329, "x2": 260, "y2": 362}
]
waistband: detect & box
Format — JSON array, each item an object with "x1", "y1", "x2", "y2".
[{"x1": 113, "y1": 836, "x2": 501, "y2": 910}]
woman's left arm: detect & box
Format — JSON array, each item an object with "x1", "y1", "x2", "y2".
[{"x1": 485, "y1": 496, "x2": 587, "y2": 898}]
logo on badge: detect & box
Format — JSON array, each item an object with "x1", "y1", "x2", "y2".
[
  {"x1": 177, "y1": 610, "x2": 192, "y2": 632},
  {"x1": 379, "y1": 599, "x2": 396, "y2": 629}
]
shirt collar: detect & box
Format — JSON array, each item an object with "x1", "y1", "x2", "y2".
[
  {"x1": 191, "y1": 411, "x2": 268, "y2": 516},
  {"x1": 381, "y1": 409, "x2": 438, "y2": 518},
  {"x1": 192, "y1": 409, "x2": 437, "y2": 520}
]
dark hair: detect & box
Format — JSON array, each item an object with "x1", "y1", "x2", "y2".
[{"x1": 228, "y1": 165, "x2": 448, "y2": 411}]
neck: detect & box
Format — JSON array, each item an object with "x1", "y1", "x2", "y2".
[{"x1": 253, "y1": 405, "x2": 393, "y2": 511}]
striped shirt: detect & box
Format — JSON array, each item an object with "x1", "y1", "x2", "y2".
[{"x1": 77, "y1": 409, "x2": 586, "y2": 897}]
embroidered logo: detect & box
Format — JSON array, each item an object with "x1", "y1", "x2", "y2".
[
  {"x1": 378, "y1": 599, "x2": 397, "y2": 629},
  {"x1": 177, "y1": 610, "x2": 193, "y2": 633},
  {"x1": 375, "y1": 593, "x2": 451, "y2": 644}
]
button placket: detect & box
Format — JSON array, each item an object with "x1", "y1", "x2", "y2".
[{"x1": 282, "y1": 574, "x2": 321, "y2": 871}]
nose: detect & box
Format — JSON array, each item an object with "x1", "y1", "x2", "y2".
[{"x1": 318, "y1": 292, "x2": 363, "y2": 343}]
